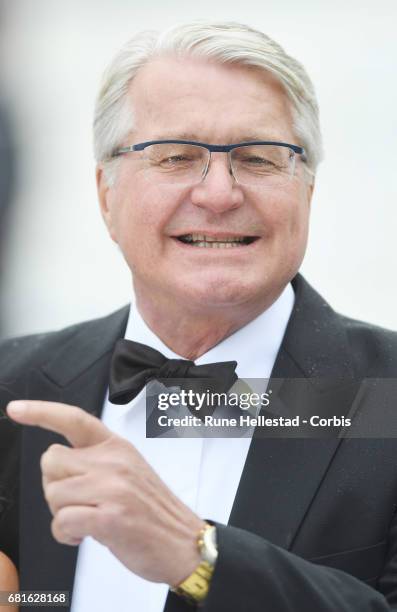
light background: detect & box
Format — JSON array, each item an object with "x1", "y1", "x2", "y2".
[{"x1": 0, "y1": 0, "x2": 396, "y2": 338}]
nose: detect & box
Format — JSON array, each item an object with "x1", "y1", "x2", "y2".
[{"x1": 190, "y1": 152, "x2": 244, "y2": 214}]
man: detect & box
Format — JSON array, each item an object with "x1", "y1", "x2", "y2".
[{"x1": 1, "y1": 20, "x2": 397, "y2": 612}]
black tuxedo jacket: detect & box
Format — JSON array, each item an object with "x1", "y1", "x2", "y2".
[{"x1": 1, "y1": 274, "x2": 397, "y2": 611}]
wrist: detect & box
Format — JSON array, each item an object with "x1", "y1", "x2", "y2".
[
  {"x1": 168, "y1": 518, "x2": 207, "y2": 587},
  {"x1": 172, "y1": 521, "x2": 218, "y2": 605}
]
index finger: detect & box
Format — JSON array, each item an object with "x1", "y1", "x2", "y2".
[{"x1": 6, "y1": 400, "x2": 111, "y2": 448}]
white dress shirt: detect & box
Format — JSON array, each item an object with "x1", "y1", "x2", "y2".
[{"x1": 71, "y1": 284, "x2": 294, "y2": 612}]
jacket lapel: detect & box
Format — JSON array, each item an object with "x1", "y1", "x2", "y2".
[
  {"x1": 228, "y1": 274, "x2": 361, "y2": 552},
  {"x1": 19, "y1": 306, "x2": 130, "y2": 593}
]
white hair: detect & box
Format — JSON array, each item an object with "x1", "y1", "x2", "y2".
[{"x1": 93, "y1": 20, "x2": 323, "y2": 184}]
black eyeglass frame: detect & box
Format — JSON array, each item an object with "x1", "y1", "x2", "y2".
[
  {"x1": 112, "y1": 139, "x2": 306, "y2": 159},
  {"x1": 111, "y1": 139, "x2": 307, "y2": 186}
]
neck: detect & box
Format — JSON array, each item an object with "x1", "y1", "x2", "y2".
[{"x1": 133, "y1": 285, "x2": 280, "y2": 361}]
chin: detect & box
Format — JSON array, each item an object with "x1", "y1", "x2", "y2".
[{"x1": 177, "y1": 277, "x2": 264, "y2": 310}]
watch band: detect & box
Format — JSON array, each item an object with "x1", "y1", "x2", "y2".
[{"x1": 172, "y1": 523, "x2": 218, "y2": 604}]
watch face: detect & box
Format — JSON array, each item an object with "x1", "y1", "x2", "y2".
[{"x1": 201, "y1": 525, "x2": 218, "y2": 565}]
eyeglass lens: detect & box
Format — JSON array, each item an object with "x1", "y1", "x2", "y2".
[{"x1": 142, "y1": 143, "x2": 295, "y2": 186}]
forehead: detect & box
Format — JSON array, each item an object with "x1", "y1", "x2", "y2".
[{"x1": 126, "y1": 55, "x2": 295, "y2": 142}]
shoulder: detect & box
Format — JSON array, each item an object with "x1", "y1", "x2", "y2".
[
  {"x1": 290, "y1": 274, "x2": 397, "y2": 378},
  {"x1": 0, "y1": 321, "x2": 86, "y2": 376},
  {"x1": 338, "y1": 312, "x2": 397, "y2": 376},
  {"x1": 0, "y1": 305, "x2": 130, "y2": 381},
  {"x1": 0, "y1": 328, "x2": 77, "y2": 374}
]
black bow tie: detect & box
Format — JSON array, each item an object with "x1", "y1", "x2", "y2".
[{"x1": 109, "y1": 339, "x2": 238, "y2": 405}]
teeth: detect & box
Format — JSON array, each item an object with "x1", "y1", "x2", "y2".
[
  {"x1": 193, "y1": 241, "x2": 241, "y2": 248},
  {"x1": 182, "y1": 233, "x2": 246, "y2": 243}
]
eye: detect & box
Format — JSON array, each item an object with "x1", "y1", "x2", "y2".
[
  {"x1": 160, "y1": 155, "x2": 192, "y2": 166},
  {"x1": 243, "y1": 156, "x2": 275, "y2": 166},
  {"x1": 236, "y1": 154, "x2": 280, "y2": 171}
]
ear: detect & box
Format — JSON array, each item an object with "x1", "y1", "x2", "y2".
[{"x1": 96, "y1": 164, "x2": 118, "y2": 243}]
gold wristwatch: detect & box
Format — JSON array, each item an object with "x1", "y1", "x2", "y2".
[{"x1": 172, "y1": 523, "x2": 218, "y2": 605}]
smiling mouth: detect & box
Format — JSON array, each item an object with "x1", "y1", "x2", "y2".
[{"x1": 176, "y1": 233, "x2": 259, "y2": 248}]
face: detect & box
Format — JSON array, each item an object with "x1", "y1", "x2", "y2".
[{"x1": 98, "y1": 56, "x2": 314, "y2": 315}]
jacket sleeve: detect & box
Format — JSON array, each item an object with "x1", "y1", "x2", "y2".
[
  {"x1": 0, "y1": 392, "x2": 20, "y2": 567},
  {"x1": 201, "y1": 523, "x2": 395, "y2": 612}
]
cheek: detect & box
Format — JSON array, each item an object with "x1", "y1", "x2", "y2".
[
  {"x1": 111, "y1": 183, "x2": 178, "y2": 272},
  {"x1": 110, "y1": 180, "x2": 154, "y2": 239},
  {"x1": 117, "y1": 174, "x2": 181, "y2": 229},
  {"x1": 271, "y1": 184, "x2": 310, "y2": 238},
  {"x1": 260, "y1": 201, "x2": 300, "y2": 241}
]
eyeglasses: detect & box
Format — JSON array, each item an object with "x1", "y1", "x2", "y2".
[{"x1": 112, "y1": 139, "x2": 306, "y2": 187}]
